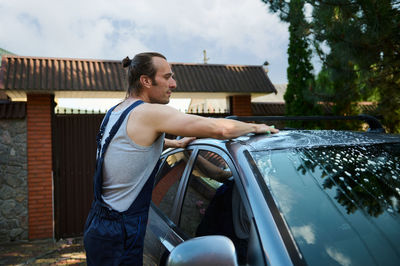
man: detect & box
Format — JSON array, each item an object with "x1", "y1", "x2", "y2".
[{"x1": 83, "y1": 52, "x2": 278, "y2": 265}]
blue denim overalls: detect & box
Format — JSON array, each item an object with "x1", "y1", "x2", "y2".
[{"x1": 84, "y1": 100, "x2": 160, "y2": 265}]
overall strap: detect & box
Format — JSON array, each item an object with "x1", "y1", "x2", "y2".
[
  {"x1": 96, "y1": 105, "x2": 117, "y2": 159},
  {"x1": 94, "y1": 100, "x2": 144, "y2": 201},
  {"x1": 99, "y1": 100, "x2": 144, "y2": 158}
]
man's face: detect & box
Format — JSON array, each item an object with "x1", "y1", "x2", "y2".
[{"x1": 147, "y1": 57, "x2": 176, "y2": 104}]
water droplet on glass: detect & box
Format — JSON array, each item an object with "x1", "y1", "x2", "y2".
[
  {"x1": 339, "y1": 177, "x2": 345, "y2": 181},
  {"x1": 392, "y1": 176, "x2": 398, "y2": 180},
  {"x1": 345, "y1": 171, "x2": 351, "y2": 177},
  {"x1": 363, "y1": 178, "x2": 369, "y2": 182},
  {"x1": 347, "y1": 186, "x2": 352, "y2": 191}
]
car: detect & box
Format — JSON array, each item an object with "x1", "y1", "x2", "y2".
[{"x1": 143, "y1": 115, "x2": 400, "y2": 266}]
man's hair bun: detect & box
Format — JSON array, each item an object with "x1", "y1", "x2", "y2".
[{"x1": 122, "y1": 56, "x2": 132, "y2": 68}]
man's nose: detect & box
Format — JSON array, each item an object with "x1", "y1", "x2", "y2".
[{"x1": 169, "y1": 78, "x2": 177, "y2": 89}]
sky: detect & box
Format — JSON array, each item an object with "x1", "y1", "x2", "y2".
[
  {"x1": 0, "y1": 0, "x2": 291, "y2": 83},
  {"x1": 0, "y1": 0, "x2": 294, "y2": 110}
]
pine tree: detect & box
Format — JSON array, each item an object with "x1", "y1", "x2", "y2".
[
  {"x1": 263, "y1": 0, "x2": 321, "y2": 128},
  {"x1": 285, "y1": 0, "x2": 319, "y2": 116}
]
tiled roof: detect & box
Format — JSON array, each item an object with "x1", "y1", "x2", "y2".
[
  {"x1": 0, "y1": 55, "x2": 276, "y2": 94},
  {"x1": 0, "y1": 101, "x2": 26, "y2": 119},
  {"x1": 358, "y1": 102, "x2": 378, "y2": 114},
  {"x1": 252, "y1": 102, "x2": 286, "y2": 116},
  {"x1": 171, "y1": 63, "x2": 276, "y2": 93},
  {"x1": 0, "y1": 56, "x2": 125, "y2": 92}
]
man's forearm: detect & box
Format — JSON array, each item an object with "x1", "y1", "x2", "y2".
[
  {"x1": 164, "y1": 137, "x2": 196, "y2": 149},
  {"x1": 214, "y1": 118, "x2": 278, "y2": 139},
  {"x1": 164, "y1": 138, "x2": 178, "y2": 148}
]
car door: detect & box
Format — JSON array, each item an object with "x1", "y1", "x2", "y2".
[
  {"x1": 144, "y1": 145, "x2": 255, "y2": 265},
  {"x1": 177, "y1": 147, "x2": 254, "y2": 264},
  {"x1": 143, "y1": 148, "x2": 196, "y2": 265}
]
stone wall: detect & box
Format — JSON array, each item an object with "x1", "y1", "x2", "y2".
[{"x1": 0, "y1": 118, "x2": 28, "y2": 242}]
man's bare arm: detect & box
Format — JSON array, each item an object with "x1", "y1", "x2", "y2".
[
  {"x1": 128, "y1": 103, "x2": 278, "y2": 147},
  {"x1": 150, "y1": 104, "x2": 278, "y2": 139}
]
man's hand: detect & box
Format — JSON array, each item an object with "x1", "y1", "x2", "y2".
[
  {"x1": 164, "y1": 137, "x2": 196, "y2": 149},
  {"x1": 176, "y1": 137, "x2": 196, "y2": 148},
  {"x1": 255, "y1": 124, "x2": 279, "y2": 134}
]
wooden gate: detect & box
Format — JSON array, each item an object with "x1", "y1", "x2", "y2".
[{"x1": 53, "y1": 114, "x2": 104, "y2": 238}]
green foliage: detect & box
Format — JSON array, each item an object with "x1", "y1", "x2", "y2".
[
  {"x1": 314, "y1": 67, "x2": 335, "y2": 102},
  {"x1": 264, "y1": 0, "x2": 322, "y2": 128},
  {"x1": 310, "y1": 0, "x2": 400, "y2": 132},
  {"x1": 264, "y1": 0, "x2": 400, "y2": 132}
]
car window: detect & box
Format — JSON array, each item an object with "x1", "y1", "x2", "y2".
[
  {"x1": 152, "y1": 151, "x2": 191, "y2": 219},
  {"x1": 250, "y1": 143, "x2": 400, "y2": 266},
  {"x1": 179, "y1": 150, "x2": 250, "y2": 264}
]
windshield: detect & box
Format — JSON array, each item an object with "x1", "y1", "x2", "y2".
[{"x1": 250, "y1": 143, "x2": 400, "y2": 266}]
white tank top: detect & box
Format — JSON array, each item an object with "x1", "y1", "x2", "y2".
[{"x1": 100, "y1": 103, "x2": 164, "y2": 212}]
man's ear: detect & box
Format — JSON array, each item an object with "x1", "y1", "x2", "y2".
[{"x1": 140, "y1": 75, "x2": 152, "y2": 88}]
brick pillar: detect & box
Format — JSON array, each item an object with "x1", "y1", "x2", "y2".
[
  {"x1": 27, "y1": 94, "x2": 54, "y2": 239},
  {"x1": 230, "y1": 95, "x2": 252, "y2": 116}
]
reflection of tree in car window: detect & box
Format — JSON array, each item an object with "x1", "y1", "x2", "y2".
[
  {"x1": 297, "y1": 144, "x2": 400, "y2": 217},
  {"x1": 252, "y1": 144, "x2": 400, "y2": 266}
]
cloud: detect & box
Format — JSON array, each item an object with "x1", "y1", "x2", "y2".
[
  {"x1": 268, "y1": 177, "x2": 295, "y2": 215},
  {"x1": 0, "y1": 0, "x2": 289, "y2": 82},
  {"x1": 326, "y1": 247, "x2": 352, "y2": 266},
  {"x1": 292, "y1": 225, "x2": 316, "y2": 245}
]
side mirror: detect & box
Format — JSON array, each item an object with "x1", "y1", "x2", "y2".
[{"x1": 166, "y1": 235, "x2": 238, "y2": 266}]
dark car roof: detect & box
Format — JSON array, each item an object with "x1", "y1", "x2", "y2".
[{"x1": 185, "y1": 130, "x2": 400, "y2": 153}]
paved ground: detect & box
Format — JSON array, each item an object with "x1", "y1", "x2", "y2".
[{"x1": 0, "y1": 237, "x2": 86, "y2": 265}]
